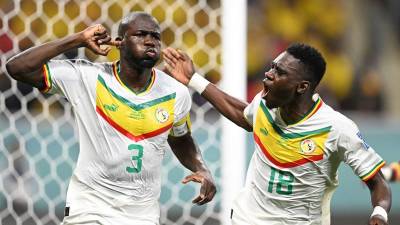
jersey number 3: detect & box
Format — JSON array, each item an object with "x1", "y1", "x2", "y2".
[
  {"x1": 126, "y1": 144, "x2": 143, "y2": 173},
  {"x1": 267, "y1": 167, "x2": 294, "y2": 195}
]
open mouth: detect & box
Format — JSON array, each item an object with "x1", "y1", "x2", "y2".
[{"x1": 261, "y1": 79, "x2": 270, "y2": 98}]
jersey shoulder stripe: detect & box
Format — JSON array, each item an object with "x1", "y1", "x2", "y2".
[{"x1": 360, "y1": 160, "x2": 385, "y2": 181}]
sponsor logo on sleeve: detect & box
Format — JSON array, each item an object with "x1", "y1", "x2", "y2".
[{"x1": 356, "y1": 132, "x2": 370, "y2": 150}]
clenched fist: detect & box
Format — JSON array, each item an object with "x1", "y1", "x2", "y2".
[{"x1": 79, "y1": 24, "x2": 120, "y2": 56}]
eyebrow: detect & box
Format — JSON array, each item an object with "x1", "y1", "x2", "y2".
[{"x1": 272, "y1": 62, "x2": 288, "y2": 74}]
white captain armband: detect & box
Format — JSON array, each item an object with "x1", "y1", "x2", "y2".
[
  {"x1": 188, "y1": 73, "x2": 210, "y2": 94},
  {"x1": 370, "y1": 206, "x2": 388, "y2": 223}
]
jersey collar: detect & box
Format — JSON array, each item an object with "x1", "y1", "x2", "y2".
[{"x1": 112, "y1": 61, "x2": 156, "y2": 96}]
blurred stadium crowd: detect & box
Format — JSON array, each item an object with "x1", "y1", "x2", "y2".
[
  {"x1": 247, "y1": 0, "x2": 400, "y2": 112},
  {"x1": 1, "y1": 0, "x2": 400, "y2": 114}
]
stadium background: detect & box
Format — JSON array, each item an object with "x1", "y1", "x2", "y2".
[{"x1": 0, "y1": 0, "x2": 399, "y2": 224}]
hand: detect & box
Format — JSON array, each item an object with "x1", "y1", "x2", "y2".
[
  {"x1": 369, "y1": 215, "x2": 388, "y2": 225},
  {"x1": 182, "y1": 170, "x2": 217, "y2": 205},
  {"x1": 79, "y1": 24, "x2": 121, "y2": 56},
  {"x1": 162, "y1": 47, "x2": 195, "y2": 85}
]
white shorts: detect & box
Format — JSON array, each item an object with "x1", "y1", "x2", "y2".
[{"x1": 62, "y1": 176, "x2": 160, "y2": 225}]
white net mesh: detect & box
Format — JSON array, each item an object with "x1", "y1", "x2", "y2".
[{"x1": 0, "y1": 0, "x2": 222, "y2": 224}]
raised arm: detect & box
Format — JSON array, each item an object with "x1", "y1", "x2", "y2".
[
  {"x1": 162, "y1": 47, "x2": 252, "y2": 131},
  {"x1": 366, "y1": 172, "x2": 391, "y2": 225},
  {"x1": 5, "y1": 24, "x2": 119, "y2": 89},
  {"x1": 167, "y1": 133, "x2": 216, "y2": 205}
]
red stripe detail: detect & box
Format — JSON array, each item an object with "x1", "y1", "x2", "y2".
[
  {"x1": 362, "y1": 162, "x2": 386, "y2": 182},
  {"x1": 96, "y1": 106, "x2": 172, "y2": 141},
  {"x1": 309, "y1": 99, "x2": 323, "y2": 118},
  {"x1": 41, "y1": 64, "x2": 51, "y2": 92},
  {"x1": 253, "y1": 133, "x2": 323, "y2": 168}
]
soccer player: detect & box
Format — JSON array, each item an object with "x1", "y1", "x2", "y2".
[
  {"x1": 162, "y1": 44, "x2": 392, "y2": 225},
  {"x1": 5, "y1": 12, "x2": 216, "y2": 225}
]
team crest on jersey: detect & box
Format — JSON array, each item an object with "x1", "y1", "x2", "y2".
[
  {"x1": 155, "y1": 108, "x2": 169, "y2": 123},
  {"x1": 300, "y1": 139, "x2": 316, "y2": 154}
]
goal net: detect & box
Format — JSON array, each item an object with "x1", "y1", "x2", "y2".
[{"x1": 0, "y1": 0, "x2": 224, "y2": 224}]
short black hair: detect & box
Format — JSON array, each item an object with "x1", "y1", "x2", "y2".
[
  {"x1": 117, "y1": 12, "x2": 157, "y2": 37},
  {"x1": 286, "y1": 43, "x2": 326, "y2": 88}
]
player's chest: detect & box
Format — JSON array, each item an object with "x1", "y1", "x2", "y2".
[
  {"x1": 253, "y1": 107, "x2": 332, "y2": 168},
  {"x1": 94, "y1": 76, "x2": 175, "y2": 141}
]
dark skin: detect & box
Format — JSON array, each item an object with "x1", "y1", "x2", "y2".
[
  {"x1": 162, "y1": 47, "x2": 391, "y2": 224},
  {"x1": 5, "y1": 13, "x2": 216, "y2": 205}
]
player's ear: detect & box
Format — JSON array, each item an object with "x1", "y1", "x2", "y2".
[
  {"x1": 115, "y1": 37, "x2": 123, "y2": 49},
  {"x1": 297, "y1": 80, "x2": 310, "y2": 94}
]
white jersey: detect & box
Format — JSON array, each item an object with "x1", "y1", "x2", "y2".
[
  {"x1": 231, "y1": 93, "x2": 385, "y2": 225},
  {"x1": 42, "y1": 59, "x2": 192, "y2": 224}
]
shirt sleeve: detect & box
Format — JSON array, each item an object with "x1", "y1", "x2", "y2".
[
  {"x1": 169, "y1": 86, "x2": 192, "y2": 137},
  {"x1": 243, "y1": 92, "x2": 261, "y2": 127},
  {"x1": 41, "y1": 59, "x2": 97, "y2": 104},
  {"x1": 337, "y1": 120, "x2": 385, "y2": 181}
]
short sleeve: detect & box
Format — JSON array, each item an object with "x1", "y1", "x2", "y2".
[
  {"x1": 337, "y1": 120, "x2": 385, "y2": 181},
  {"x1": 169, "y1": 86, "x2": 192, "y2": 137},
  {"x1": 243, "y1": 92, "x2": 262, "y2": 127},
  {"x1": 42, "y1": 59, "x2": 100, "y2": 104}
]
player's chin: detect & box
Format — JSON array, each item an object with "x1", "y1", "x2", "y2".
[{"x1": 140, "y1": 58, "x2": 159, "y2": 68}]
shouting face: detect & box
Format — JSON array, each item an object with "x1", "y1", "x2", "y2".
[{"x1": 262, "y1": 51, "x2": 308, "y2": 109}]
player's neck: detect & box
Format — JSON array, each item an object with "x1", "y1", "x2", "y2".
[
  {"x1": 118, "y1": 61, "x2": 153, "y2": 93},
  {"x1": 279, "y1": 95, "x2": 315, "y2": 125}
]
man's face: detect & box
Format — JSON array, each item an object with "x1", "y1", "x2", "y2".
[
  {"x1": 120, "y1": 16, "x2": 161, "y2": 68},
  {"x1": 262, "y1": 51, "x2": 305, "y2": 108}
]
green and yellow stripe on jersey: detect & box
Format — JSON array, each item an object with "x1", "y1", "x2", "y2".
[
  {"x1": 360, "y1": 160, "x2": 385, "y2": 181},
  {"x1": 41, "y1": 63, "x2": 52, "y2": 93},
  {"x1": 96, "y1": 75, "x2": 175, "y2": 141},
  {"x1": 254, "y1": 100, "x2": 330, "y2": 168}
]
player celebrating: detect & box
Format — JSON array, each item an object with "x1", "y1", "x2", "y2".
[
  {"x1": 162, "y1": 44, "x2": 391, "y2": 225},
  {"x1": 6, "y1": 12, "x2": 216, "y2": 225}
]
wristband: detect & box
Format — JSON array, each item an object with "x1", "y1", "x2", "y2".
[
  {"x1": 188, "y1": 73, "x2": 210, "y2": 93},
  {"x1": 370, "y1": 206, "x2": 388, "y2": 223}
]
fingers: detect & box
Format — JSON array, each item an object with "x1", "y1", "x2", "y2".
[
  {"x1": 182, "y1": 174, "x2": 201, "y2": 184},
  {"x1": 177, "y1": 49, "x2": 191, "y2": 61},
  {"x1": 88, "y1": 42, "x2": 111, "y2": 56},
  {"x1": 183, "y1": 173, "x2": 217, "y2": 205},
  {"x1": 93, "y1": 33, "x2": 110, "y2": 45},
  {"x1": 192, "y1": 182, "x2": 216, "y2": 205},
  {"x1": 163, "y1": 55, "x2": 176, "y2": 68},
  {"x1": 162, "y1": 49, "x2": 180, "y2": 65},
  {"x1": 93, "y1": 24, "x2": 107, "y2": 35},
  {"x1": 107, "y1": 39, "x2": 121, "y2": 47},
  {"x1": 163, "y1": 47, "x2": 184, "y2": 61}
]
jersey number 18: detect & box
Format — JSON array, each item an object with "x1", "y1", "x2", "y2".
[{"x1": 267, "y1": 167, "x2": 294, "y2": 195}]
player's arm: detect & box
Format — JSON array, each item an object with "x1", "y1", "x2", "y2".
[
  {"x1": 365, "y1": 171, "x2": 391, "y2": 225},
  {"x1": 167, "y1": 133, "x2": 216, "y2": 205},
  {"x1": 162, "y1": 47, "x2": 252, "y2": 132},
  {"x1": 5, "y1": 24, "x2": 118, "y2": 89}
]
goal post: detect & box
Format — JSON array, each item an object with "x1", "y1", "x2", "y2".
[{"x1": 220, "y1": 0, "x2": 248, "y2": 224}]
